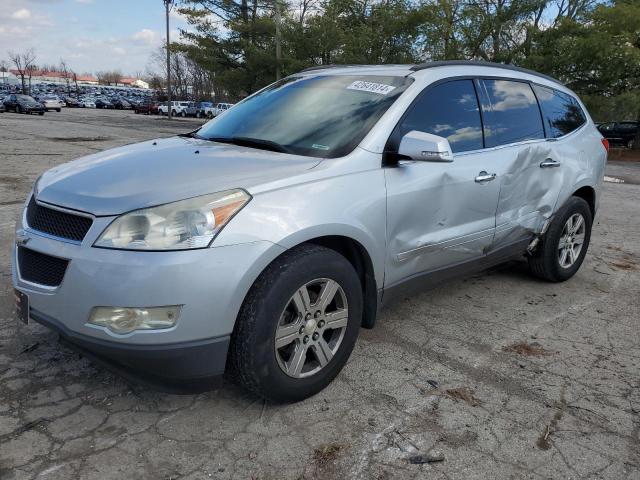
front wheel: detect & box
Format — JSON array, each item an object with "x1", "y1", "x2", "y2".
[
  {"x1": 528, "y1": 196, "x2": 592, "y2": 282},
  {"x1": 229, "y1": 244, "x2": 363, "y2": 403}
]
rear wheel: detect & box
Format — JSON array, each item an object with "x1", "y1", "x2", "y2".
[
  {"x1": 627, "y1": 138, "x2": 635, "y2": 149},
  {"x1": 229, "y1": 245, "x2": 363, "y2": 403},
  {"x1": 56, "y1": 108, "x2": 61, "y2": 112},
  {"x1": 528, "y1": 196, "x2": 592, "y2": 282}
]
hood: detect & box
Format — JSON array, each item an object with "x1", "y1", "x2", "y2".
[{"x1": 36, "y1": 136, "x2": 321, "y2": 216}]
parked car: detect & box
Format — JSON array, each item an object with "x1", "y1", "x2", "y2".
[
  {"x1": 112, "y1": 98, "x2": 132, "y2": 110},
  {"x1": 13, "y1": 62, "x2": 607, "y2": 401},
  {"x1": 185, "y1": 101, "x2": 213, "y2": 118},
  {"x1": 79, "y1": 97, "x2": 96, "y2": 108},
  {"x1": 64, "y1": 97, "x2": 81, "y2": 108},
  {"x1": 3, "y1": 94, "x2": 45, "y2": 115},
  {"x1": 95, "y1": 98, "x2": 113, "y2": 109},
  {"x1": 597, "y1": 121, "x2": 638, "y2": 149},
  {"x1": 205, "y1": 102, "x2": 234, "y2": 118},
  {"x1": 37, "y1": 95, "x2": 64, "y2": 112},
  {"x1": 134, "y1": 100, "x2": 159, "y2": 115},
  {"x1": 158, "y1": 101, "x2": 190, "y2": 116}
]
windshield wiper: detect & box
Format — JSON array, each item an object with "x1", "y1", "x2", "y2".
[
  {"x1": 180, "y1": 130, "x2": 204, "y2": 139},
  {"x1": 206, "y1": 136, "x2": 291, "y2": 154}
]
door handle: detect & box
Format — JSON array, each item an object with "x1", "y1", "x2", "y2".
[
  {"x1": 475, "y1": 171, "x2": 497, "y2": 183},
  {"x1": 540, "y1": 158, "x2": 561, "y2": 168}
]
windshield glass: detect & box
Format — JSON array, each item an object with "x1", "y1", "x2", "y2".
[
  {"x1": 197, "y1": 74, "x2": 413, "y2": 158},
  {"x1": 18, "y1": 95, "x2": 35, "y2": 101}
]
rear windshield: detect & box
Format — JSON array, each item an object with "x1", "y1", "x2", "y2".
[{"x1": 197, "y1": 75, "x2": 413, "y2": 158}]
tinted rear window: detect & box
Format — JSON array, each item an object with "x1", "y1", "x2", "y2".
[
  {"x1": 532, "y1": 85, "x2": 586, "y2": 138},
  {"x1": 398, "y1": 79, "x2": 483, "y2": 153},
  {"x1": 478, "y1": 80, "x2": 545, "y2": 148}
]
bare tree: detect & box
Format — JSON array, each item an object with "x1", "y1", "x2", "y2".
[
  {"x1": 96, "y1": 70, "x2": 123, "y2": 86},
  {"x1": 8, "y1": 48, "x2": 36, "y2": 94},
  {"x1": 59, "y1": 59, "x2": 72, "y2": 95}
]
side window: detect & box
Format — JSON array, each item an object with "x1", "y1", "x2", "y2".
[
  {"x1": 398, "y1": 79, "x2": 483, "y2": 153},
  {"x1": 478, "y1": 79, "x2": 545, "y2": 148},
  {"x1": 532, "y1": 84, "x2": 586, "y2": 138}
]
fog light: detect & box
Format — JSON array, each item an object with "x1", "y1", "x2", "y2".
[{"x1": 88, "y1": 306, "x2": 181, "y2": 334}]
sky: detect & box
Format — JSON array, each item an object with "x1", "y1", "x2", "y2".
[{"x1": 0, "y1": 0, "x2": 191, "y2": 76}]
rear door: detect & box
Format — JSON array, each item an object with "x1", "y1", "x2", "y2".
[
  {"x1": 384, "y1": 79, "x2": 502, "y2": 287},
  {"x1": 475, "y1": 79, "x2": 553, "y2": 248}
]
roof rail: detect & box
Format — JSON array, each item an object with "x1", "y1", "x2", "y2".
[
  {"x1": 300, "y1": 64, "x2": 363, "y2": 73},
  {"x1": 410, "y1": 60, "x2": 563, "y2": 85}
]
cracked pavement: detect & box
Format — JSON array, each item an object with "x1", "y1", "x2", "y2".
[{"x1": 1, "y1": 109, "x2": 639, "y2": 479}]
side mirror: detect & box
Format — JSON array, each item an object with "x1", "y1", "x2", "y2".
[{"x1": 398, "y1": 130, "x2": 454, "y2": 163}]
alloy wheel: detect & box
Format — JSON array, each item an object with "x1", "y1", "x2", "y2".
[
  {"x1": 274, "y1": 278, "x2": 348, "y2": 378},
  {"x1": 558, "y1": 213, "x2": 586, "y2": 269}
]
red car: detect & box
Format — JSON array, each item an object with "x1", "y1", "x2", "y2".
[{"x1": 134, "y1": 100, "x2": 160, "y2": 115}]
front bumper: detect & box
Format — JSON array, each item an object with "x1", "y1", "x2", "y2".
[
  {"x1": 24, "y1": 106, "x2": 45, "y2": 113},
  {"x1": 31, "y1": 309, "x2": 229, "y2": 393},
  {"x1": 13, "y1": 215, "x2": 285, "y2": 389}
]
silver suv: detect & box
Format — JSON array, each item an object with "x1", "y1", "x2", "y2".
[{"x1": 13, "y1": 62, "x2": 607, "y2": 402}]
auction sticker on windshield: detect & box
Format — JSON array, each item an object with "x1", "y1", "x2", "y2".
[{"x1": 347, "y1": 81, "x2": 397, "y2": 95}]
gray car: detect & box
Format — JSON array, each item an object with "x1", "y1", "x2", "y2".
[{"x1": 13, "y1": 62, "x2": 607, "y2": 402}]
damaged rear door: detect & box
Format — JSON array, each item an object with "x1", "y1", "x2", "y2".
[
  {"x1": 383, "y1": 79, "x2": 502, "y2": 288},
  {"x1": 475, "y1": 79, "x2": 558, "y2": 249}
]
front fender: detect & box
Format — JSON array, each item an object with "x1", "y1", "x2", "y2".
[{"x1": 214, "y1": 167, "x2": 387, "y2": 287}]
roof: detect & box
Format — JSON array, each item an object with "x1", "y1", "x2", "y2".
[
  {"x1": 410, "y1": 60, "x2": 563, "y2": 85},
  {"x1": 300, "y1": 61, "x2": 562, "y2": 85}
]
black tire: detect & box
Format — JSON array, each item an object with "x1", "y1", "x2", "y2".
[
  {"x1": 528, "y1": 196, "x2": 592, "y2": 282},
  {"x1": 17, "y1": 105, "x2": 23, "y2": 114},
  {"x1": 229, "y1": 244, "x2": 363, "y2": 403},
  {"x1": 38, "y1": 112, "x2": 44, "y2": 116},
  {"x1": 56, "y1": 108, "x2": 61, "y2": 112}
]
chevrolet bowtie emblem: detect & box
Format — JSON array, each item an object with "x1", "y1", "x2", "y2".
[{"x1": 15, "y1": 229, "x2": 30, "y2": 246}]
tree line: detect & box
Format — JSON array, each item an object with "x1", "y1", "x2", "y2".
[{"x1": 166, "y1": 0, "x2": 639, "y2": 122}]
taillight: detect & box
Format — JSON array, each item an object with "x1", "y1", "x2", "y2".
[{"x1": 601, "y1": 138, "x2": 609, "y2": 153}]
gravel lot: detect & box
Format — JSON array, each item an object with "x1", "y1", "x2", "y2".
[{"x1": 1, "y1": 108, "x2": 639, "y2": 480}]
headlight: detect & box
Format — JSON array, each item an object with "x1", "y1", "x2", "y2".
[{"x1": 94, "y1": 189, "x2": 250, "y2": 250}]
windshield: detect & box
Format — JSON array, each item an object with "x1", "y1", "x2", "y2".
[
  {"x1": 197, "y1": 74, "x2": 412, "y2": 158},
  {"x1": 18, "y1": 95, "x2": 35, "y2": 101}
]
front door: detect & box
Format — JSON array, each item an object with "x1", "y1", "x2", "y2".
[{"x1": 384, "y1": 79, "x2": 502, "y2": 288}]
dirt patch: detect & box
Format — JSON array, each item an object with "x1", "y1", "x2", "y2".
[
  {"x1": 313, "y1": 443, "x2": 348, "y2": 466},
  {"x1": 609, "y1": 260, "x2": 638, "y2": 271},
  {"x1": 47, "y1": 136, "x2": 111, "y2": 142},
  {"x1": 442, "y1": 387, "x2": 481, "y2": 407},
  {"x1": 536, "y1": 388, "x2": 566, "y2": 450},
  {"x1": 502, "y1": 342, "x2": 550, "y2": 356},
  {"x1": 0, "y1": 176, "x2": 27, "y2": 186}
]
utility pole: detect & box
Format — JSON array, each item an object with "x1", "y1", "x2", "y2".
[
  {"x1": 164, "y1": 0, "x2": 174, "y2": 119},
  {"x1": 275, "y1": 0, "x2": 281, "y2": 80}
]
